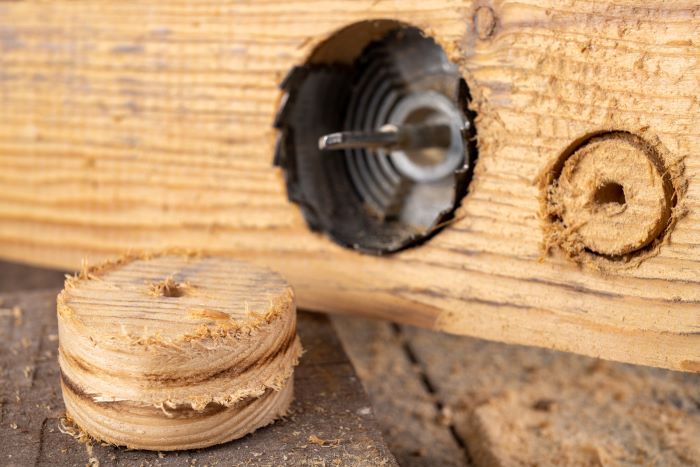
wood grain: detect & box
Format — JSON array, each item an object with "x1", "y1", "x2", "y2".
[
  {"x1": 0, "y1": 1, "x2": 698, "y2": 371},
  {"x1": 57, "y1": 254, "x2": 302, "y2": 450},
  {"x1": 0, "y1": 288, "x2": 397, "y2": 466},
  {"x1": 332, "y1": 315, "x2": 470, "y2": 466}
]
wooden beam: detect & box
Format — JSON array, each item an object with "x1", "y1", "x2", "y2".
[{"x1": 0, "y1": 1, "x2": 698, "y2": 371}]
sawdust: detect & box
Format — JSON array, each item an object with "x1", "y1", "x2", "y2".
[
  {"x1": 308, "y1": 434, "x2": 341, "y2": 447},
  {"x1": 59, "y1": 415, "x2": 96, "y2": 445},
  {"x1": 186, "y1": 308, "x2": 231, "y2": 321},
  {"x1": 63, "y1": 250, "x2": 203, "y2": 290},
  {"x1": 12, "y1": 305, "x2": 22, "y2": 326},
  {"x1": 179, "y1": 290, "x2": 297, "y2": 343},
  {"x1": 400, "y1": 325, "x2": 700, "y2": 467},
  {"x1": 0, "y1": 306, "x2": 25, "y2": 326}
]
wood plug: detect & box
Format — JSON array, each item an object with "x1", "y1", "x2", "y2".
[{"x1": 57, "y1": 253, "x2": 302, "y2": 451}]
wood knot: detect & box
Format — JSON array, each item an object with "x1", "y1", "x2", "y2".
[{"x1": 474, "y1": 6, "x2": 496, "y2": 40}]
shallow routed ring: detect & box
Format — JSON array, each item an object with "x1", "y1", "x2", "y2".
[{"x1": 553, "y1": 133, "x2": 672, "y2": 257}]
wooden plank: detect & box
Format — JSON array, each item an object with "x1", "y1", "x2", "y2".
[
  {"x1": 0, "y1": 260, "x2": 65, "y2": 292},
  {"x1": 0, "y1": 1, "x2": 698, "y2": 371},
  {"x1": 0, "y1": 289, "x2": 397, "y2": 466},
  {"x1": 332, "y1": 315, "x2": 470, "y2": 467},
  {"x1": 401, "y1": 324, "x2": 700, "y2": 466}
]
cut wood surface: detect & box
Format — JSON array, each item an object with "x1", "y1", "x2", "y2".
[
  {"x1": 58, "y1": 254, "x2": 302, "y2": 450},
  {"x1": 0, "y1": 286, "x2": 397, "y2": 466},
  {"x1": 0, "y1": 1, "x2": 698, "y2": 371}
]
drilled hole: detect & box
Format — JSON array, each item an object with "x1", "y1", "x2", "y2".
[
  {"x1": 594, "y1": 182, "x2": 626, "y2": 206},
  {"x1": 274, "y1": 21, "x2": 478, "y2": 254},
  {"x1": 149, "y1": 277, "x2": 187, "y2": 297}
]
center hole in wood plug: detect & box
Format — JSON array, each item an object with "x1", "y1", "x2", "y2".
[
  {"x1": 593, "y1": 182, "x2": 626, "y2": 207},
  {"x1": 150, "y1": 277, "x2": 187, "y2": 298}
]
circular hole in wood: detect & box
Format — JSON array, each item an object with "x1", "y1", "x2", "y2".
[
  {"x1": 593, "y1": 182, "x2": 626, "y2": 207},
  {"x1": 150, "y1": 277, "x2": 187, "y2": 297},
  {"x1": 273, "y1": 20, "x2": 478, "y2": 254}
]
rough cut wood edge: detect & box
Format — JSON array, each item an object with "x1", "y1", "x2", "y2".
[
  {"x1": 0, "y1": 1, "x2": 698, "y2": 372},
  {"x1": 61, "y1": 379, "x2": 294, "y2": 451},
  {"x1": 57, "y1": 253, "x2": 302, "y2": 450}
]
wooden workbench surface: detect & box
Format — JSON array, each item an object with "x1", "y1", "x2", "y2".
[
  {"x1": 0, "y1": 265, "x2": 397, "y2": 466},
  {"x1": 333, "y1": 317, "x2": 700, "y2": 466},
  {"x1": 4, "y1": 260, "x2": 700, "y2": 466}
]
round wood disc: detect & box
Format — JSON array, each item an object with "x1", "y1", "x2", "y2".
[
  {"x1": 554, "y1": 134, "x2": 672, "y2": 257},
  {"x1": 57, "y1": 253, "x2": 302, "y2": 450}
]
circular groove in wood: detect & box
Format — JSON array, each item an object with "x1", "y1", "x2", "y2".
[
  {"x1": 57, "y1": 253, "x2": 302, "y2": 450},
  {"x1": 542, "y1": 131, "x2": 683, "y2": 266},
  {"x1": 61, "y1": 378, "x2": 294, "y2": 451}
]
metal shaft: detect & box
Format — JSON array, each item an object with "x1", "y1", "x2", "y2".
[{"x1": 319, "y1": 123, "x2": 452, "y2": 152}]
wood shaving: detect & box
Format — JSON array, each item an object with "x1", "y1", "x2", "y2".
[{"x1": 308, "y1": 435, "x2": 341, "y2": 447}]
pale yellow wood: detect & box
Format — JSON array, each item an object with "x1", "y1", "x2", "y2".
[
  {"x1": 58, "y1": 254, "x2": 302, "y2": 450},
  {"x1": 0, "y1": 1, "x2": 699, "y2": 372}
]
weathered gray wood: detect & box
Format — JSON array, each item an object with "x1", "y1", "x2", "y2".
[
  {"x1": 0, "y1": 288, "x2": 397, "y2": 466},
  {"x1": 332, "y1": 315, "x2": 470, "y2": 467}
]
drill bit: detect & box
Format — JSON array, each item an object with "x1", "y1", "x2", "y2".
[{"x1": 319, "y1": 123, "x2": 453, "y2": 152}]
